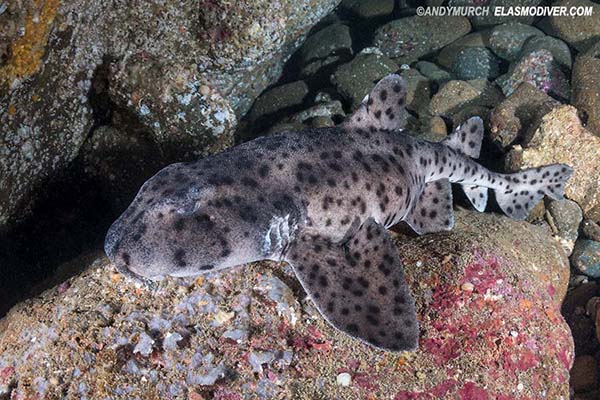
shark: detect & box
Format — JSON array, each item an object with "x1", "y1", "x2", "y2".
[{"x1": 104, "y1": 74, "x2": 573, "y2": 352}]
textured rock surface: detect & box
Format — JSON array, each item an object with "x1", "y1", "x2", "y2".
[
  {"x1": 488, "y1": 22, "x2": 544, "y2": 61},
  {"x1": 437, "y1": 31, "x2": 490, "y2": 69},
  {"x1": 449, "y1": 0, "x2": 543, "y2": 27},
  {"x1": 520, "y1": 35, "x2": 572, "y2": 70},
  {"x1": 0, "y1": 211, "x2": 572, "y2": 399},
  {"x1": 373, "y1": 16, "x2": 471, "y2": 64},
  {"x1": 331, "y1": 51, "x2": 397, "y2": 108},
  {"x1": 415, "y1": 61, "x2": 452, "y2": 84},
  {"x1": 496, "y1": 50, "x2": 570, "y2": 98},
  {"x1": 571, "y1": 40, "x2": 600, "y2": 137},
  {"x1": 489, "y1": 82, "x2": 559, "y2": 149},
  {"x1": 298, "y1": 23, "x2": 352, "y2": 65},
  {"x1": 341, "y1": 0, "x2": 395, "y2": 18},
  {"x1": 400, "y1": 68, "x2": 433, "y2": 117},
  {"x1": 546, "y1": 199, "x2": 583, "y2": 255},
  {"x1": 78, "y1": 126, "x2": 166, "y2": 214},
  {"x1": 451, "y1": 47, "x2": 500, "y2": 80},
  {"x1": 429, "y1": 79, "x2": 503, "y2": 119},
  {"x1": 509, "y1": 105, "x2": 600, "y2": 221},
  {"x1": 571, "y1": 240, "x2": 600, "y2": 278},
  {"x1": 0, "y1": 0, "x2": 340, "y2": 228},
  {"x1": 547, "y1": 0, "x2": 600, "y2": 52},
  {"x1": 248, "y1": 81, "x2": 309, "y2": 121}
]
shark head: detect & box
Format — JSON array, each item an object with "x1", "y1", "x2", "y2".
[{"x1": 104, "y1": 162, "x2": 261, "y2": 280}]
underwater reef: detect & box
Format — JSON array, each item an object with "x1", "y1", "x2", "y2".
[
  {"x1": 1, "y1": 0, "x2": 600, "y2": 397},
  {"x1": 0, "y1": 211, "x2": 573, "y2": 399}
]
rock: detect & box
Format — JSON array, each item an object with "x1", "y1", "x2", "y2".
[
  {"x1": 595, "y1": 303, "x2": 600, "y2": 345},
  {"x1": 373, "y1": 16, "x2": 471, "y2": 64},
  {"x1": 331, "y1": 52, "x2": 397, "y2": 108},
  {"x1": 78, "y1": 125, "x2": 166, "y2": 214},
  {"x1": 267, "y1": 121, "x2": 307, "y2": 135},
  {"x1": 336, "y1": 372, "x2": 352, "y2": 386},
  {"x1": 449, "y1": 0, "x2": 543, "y2": 28},
  {"x1": 563, "y1": 282, "x2": 599, "y2": 321},
  {"x1": 526, "y1": 199, "x2": 547, "y2": 223},
  {"x1": 399, "y1": 68, "x2": 432, "y2": 116},
  {"x1": 562, "y1": 282, "x2": 599, "y2": 356},
  {"x1": 415, "y1": 61, "x2": 452, "y2": 84},
  {"x1": 429, "y1": 80, "x2": 503, "y2": 119},
  {"x1": 300, "y1": 54, "x2": 343, "y2": 79},
  {"x1": 496, "y1": 50, "x2": 570, "y2": 98},
  {"x1": 570, "y1": 355, "x2": 599, "y2": 393},
  {"x1": 570, "y1": 274, "x2": 589, "y2": 288},
  {"x1": 489, "y1": 82, "x2": 559, "y2": 149},
  {"x1": 299, "y1": 23, "x2": 352, "y2": 65},
  {"x1": 583, "y1": 219, "x2": 600, "y2": 242},
  {"x1": 520, "y1": 35, "x2": 572, "y2": 70},
  {"x1": 427, "y1": 116, "x2": 448, "y2": 141},
  {"x1": 451, "y1": 47, "x2": 501, "y2": 80},
  {"x1": 546, "y1": 199, "x2": 583, "y2": 255},
  {"x1": 508, "y1": 105, "x2": 600, "y2": 220},
  {"x1": 571, "y1": 240, "x2": 600, "y2": 278},
  {"x1": 249, "y1": 81, "x2": 309, "y2": 121},
  {"x1": 341, "y1": 0, "x2": 395, "y2": 18},
  {"x1": 0, "y1": 0, "x2": 97, "y2": 230},
  {"x1": 309, "y1": 116, "x2": 335, "y2": 128},
  {"x1": 488, "y1": 22, "x2": 544, "y2": 61},
  {"x1": 290, "y1": 101, "x2": 345, "y2": 124},
  {"x1": 0, "y1": 211, "x2": 572, "y2": 398},
  {"x1": 547, "y1": 0, "x2": 600, "y2": 52},
  {"x1": 437, "y1": 31, "x2": 490, "y2": 69},
  {"x1": 0, "y1": 0, "x2": 340, "y2": 228},
  {"x1": 572, "y1": 41, "x2": 600, "y2": 138}
]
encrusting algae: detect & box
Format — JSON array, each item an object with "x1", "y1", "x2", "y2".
[{"x1": 0, "y1": 0, "x2": 61, "y2": 89}]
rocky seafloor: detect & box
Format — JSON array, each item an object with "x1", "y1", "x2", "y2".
[{"x1": 1, "y1": 0, "x2": 600, "y2": 398}]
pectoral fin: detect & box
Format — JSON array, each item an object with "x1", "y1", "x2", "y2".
[{"x1": 284, "y1": 218, "x2": 418, "y2": 351}]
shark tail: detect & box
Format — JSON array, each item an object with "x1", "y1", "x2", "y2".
[
  {"x1": 494, "y1": 164, "x2": 573, "y2": 220},
  {"x1": 440, "y1": 116, "x2": 574, "y2": 220}
]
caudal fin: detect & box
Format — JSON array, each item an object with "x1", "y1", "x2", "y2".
[{"x1": 495, "y1": 164, "x2": 573, "y2": 220}]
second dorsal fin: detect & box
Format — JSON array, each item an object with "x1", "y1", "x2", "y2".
[{"x1": 443, "y1": 117, "x2": 484, "y2": 158}]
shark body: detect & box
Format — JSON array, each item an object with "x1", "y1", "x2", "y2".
[{"x1": 104, "y1": 75, "x2": 573, "y2": 351}]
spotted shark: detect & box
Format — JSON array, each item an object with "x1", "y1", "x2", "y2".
[{"x1": 104, "y1": 74, "x2": 573, "y2": 351}]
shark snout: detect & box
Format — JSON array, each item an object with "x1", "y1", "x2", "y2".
[{"x1": 104, "y1": 218, "x2": 124, "y2": 262}]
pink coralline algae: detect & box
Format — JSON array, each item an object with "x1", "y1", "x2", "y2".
[
  {"x1": 412, "y1": 252, "x2": 572, "y2": 398},
  {"x1": 497, "y1": 50, "x2": 570, "y2": 98},
  {"x1": 0, "y1": 211, "x2": 574, "y2": 399}
]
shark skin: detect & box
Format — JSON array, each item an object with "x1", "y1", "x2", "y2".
[{"x1": 104, "y1": 74, "x2": 573, "y2": 352}]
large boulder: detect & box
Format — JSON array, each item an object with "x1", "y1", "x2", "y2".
[
  {"x1": 0, "y1": 0, "x2": 340, "y2": 228},
  {"x1": 489, "y1": 82, "x2": 559, "y2": 149},
  {"x1": 0, "y1": 211, "x2": 572, "y2": 398},
  {"x1": 507, "y1": 105, "x2": 600, "y2": 222},
  {"x1": 373, "y1": 16, "x2": 471, "y2": 64},
  {"x1": 546, "y1": 0, "x2": 600, "y2": 52},
  {"x1": 572, "y1": 40, "x2": 600, "y2": 138}
]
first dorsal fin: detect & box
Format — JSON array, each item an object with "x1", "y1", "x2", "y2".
[
  {"x1": 344, "y1": 74, "x2": 407, "y2": 131},
  {"x1": 443, "y1": 116, "x2": 484, "y2": 158}
]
